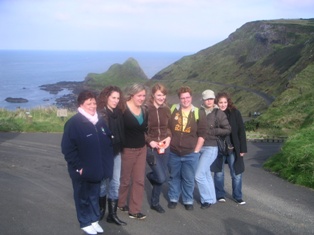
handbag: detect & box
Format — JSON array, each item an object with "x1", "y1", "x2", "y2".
[
  {"x1": 146, "y1": 148, "x2": 156, "y2": 166},
  {"x1": 216, "y1": 135, "x2": 229, "y2": 156}
]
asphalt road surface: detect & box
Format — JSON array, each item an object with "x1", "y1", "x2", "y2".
[{"x1": 0, "y1": 133, "x2": 313, "y2": 235}]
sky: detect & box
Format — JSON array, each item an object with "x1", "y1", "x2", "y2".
[{"x1": 0, "y1": 0, "x2": 313, "y2": 53}]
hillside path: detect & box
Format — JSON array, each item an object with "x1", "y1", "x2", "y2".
[
  {"x1": 206, "y1": 81, "x2": 275, "y2": 106},
  {"x1": 0, "y1": 133, "x2": 313, "y2": 235}
]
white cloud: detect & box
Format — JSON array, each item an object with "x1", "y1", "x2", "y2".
[{"x1": 0, "y1": 0, "x2": 313, "y2": 52}]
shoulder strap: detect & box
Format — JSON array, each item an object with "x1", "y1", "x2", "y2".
[
  {"x1": 194, "y1": 107, "x2": 199, "y2": 121},
  {"x1": 171, "y1": 104, "x2": 199, "y2": 121},
  {"x1": 214, "y1": 109, "x2": 219, "y2": 127},
  {"x1": 170, "y1": 104, "x2": 176, "y2": 114}
]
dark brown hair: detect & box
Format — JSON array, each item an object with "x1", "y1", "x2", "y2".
[
  {"x1": 216, "y1": 92, "x2": 237, "y2": 110},
  {"x1": 77, "y1": 90, "x2": 97, "y2": 106},
  {"x1": 97, "y1": 86, "x2": 125, "y2": 112}
]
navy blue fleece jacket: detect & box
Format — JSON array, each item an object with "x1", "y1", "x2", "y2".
[{"x1": 61, "y1": 112, "x2": 114, "y2": 182}]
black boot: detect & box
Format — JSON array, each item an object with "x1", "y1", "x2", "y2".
[
  {"x1": 107, "y1": 199, "x2": 127, "y2": 226},
  {"x1": 99, "y1": 196, "x2": 106, "y2": 220}
]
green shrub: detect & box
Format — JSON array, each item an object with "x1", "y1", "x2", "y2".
[{"x1": 264, "y1": 127, "x2": 314, "y2": 189}]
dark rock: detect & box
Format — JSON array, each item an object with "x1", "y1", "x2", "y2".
[
  {"x1": 5, "y1": 97, "x2": 29, "y2": 103},
  {"x1": 39, "y1": 81, "x2": 86, "y2": 110},
  {"x1": 39, "y1": 81, "x2": 84, "y2": 95}
]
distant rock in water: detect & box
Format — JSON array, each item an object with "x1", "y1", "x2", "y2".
[{"x1": 5, "y1": 97, "x2": 28, "y2": 103}]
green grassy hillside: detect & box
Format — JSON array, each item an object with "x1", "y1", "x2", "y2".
[
  {"x1": 257, "y1": 64, "x2": 314, "y2": 189},
  {"x1": 149, "y1": 19, "x2": 314, "y2": 189},
  {"x1": 85, "y1": 57, "x2": 148, "y2": 91},
  {"x1": 151, "y1": 19, "x2": 314, "y2": 116}
]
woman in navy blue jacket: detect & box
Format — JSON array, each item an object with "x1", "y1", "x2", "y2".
[{"x1": 61, "y1": 90, "x2": 114, "y2": 235}]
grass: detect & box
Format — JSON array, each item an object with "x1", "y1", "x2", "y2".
[
  {"x1": 0, "y1": 106, "x2": 75, "y2": 132},
  {"x1": 246, "y1": 64, "x2": 314, "y2": 189},
  {"x1": 264, "y1": 126, "x2": 314, "y2": 189}
]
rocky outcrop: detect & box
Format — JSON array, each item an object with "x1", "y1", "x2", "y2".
[
  {"x1": 39, "y1": 57, "x2": 148, "y2": 110},
  {"x1": 5, "y1": 97, "x2": 28, "y2": 103},
  {"x1": 39, "y1": 81, "x2": 84, "y2": 94},
  {"x1": 39, "y1": 81, "x2": 86, "y2": 110}
]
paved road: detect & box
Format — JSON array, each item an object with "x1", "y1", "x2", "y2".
[{"x1": 0, "y1": 133, "x2": 313, "y2": 235}]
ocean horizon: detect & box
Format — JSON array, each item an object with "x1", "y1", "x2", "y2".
[{"x1": 0, "y1": 50, "x2": 190, "y2": 110}]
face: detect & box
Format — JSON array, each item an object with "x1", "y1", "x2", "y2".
[
  {"x1": 80, "y1": 98, "x2": 97, "y2": 116},
  {"x1": 107, "y1": 91, "x2": 120, "y2": 110},
  {"x1": 131, "y1": 89, "x2": 146, "y2": 107},
  {"x1": 217, "y1": 97, "x2": 228, "y2": 111},
  {"x1": 179, "y1": 92, "x2": 192, "y2": 109},
  {"x1": 153, "y1": 90, "x2": 166, "y2": 106},
  {"x1": 203, "y1": 98, "x2": 215, "y2": 109}
]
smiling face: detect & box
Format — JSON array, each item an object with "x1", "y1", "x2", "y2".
[
  {"x1": 217, "y1": 97, "x2": 228, "y2": 111},
  {"x1": 107, "y1": 91, "x2": 120, "y2": 110},
  {"x1": 179, "y1": 92, "x2": 192, "y2": 109},
  {"x1": 80, "y1": 98, "x2": 97, "y2": 116},
  {"x1": 153, "y1": 89, "x2": 166, "y2": 107},
  {"x1": 131, "y1": 89, "x2": 146, "y2": 107}
]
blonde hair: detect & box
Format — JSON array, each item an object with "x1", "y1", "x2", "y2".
[{"x1": 124, "y1": 83, "x2": 148, "y2": 101}]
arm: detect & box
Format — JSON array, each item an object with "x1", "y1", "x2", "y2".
[
  {"x1": 61, "y1": 120, "x2": 83, "y2": 171},
  {"x1": 215, "y1": 110, "x2": 231, "y2": 136},
  {"x1": 195, "y1": 109, "x2": 207, "y2": 152},
  {"x1": 194, "y1": 137, "x2": 205, "y2": 153},
  {"x1": 235, "y1": 109, "x2": 247, "y2": 155}
]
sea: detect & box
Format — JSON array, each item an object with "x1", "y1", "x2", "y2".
[{"x1": 0, "y1": 50, "x2": 190, "y2": 110}]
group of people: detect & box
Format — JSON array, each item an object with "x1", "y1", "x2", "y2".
[{"x1": 61, "y1": 83, "x2": 247, "y2": 235}]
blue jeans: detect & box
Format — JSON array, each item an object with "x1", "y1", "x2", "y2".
[
  {"x1": 214, "y1": 152, "x2": 243, "y2": 200},
  {"x1": 168, "y1": 151, "x2": 199, "y2": 205},
  {"x1": 100, "y1": 153, "x2": 121, "y2": 199},
  {"x1": 146, "y1": 147, "x2": 169, "y2": 206},
  {"x1": 70, "y1": 175, "x2": 100, "y2": 228},
  {"x1": 195, "y1": 146, "x2": 218, "y2": 204}
]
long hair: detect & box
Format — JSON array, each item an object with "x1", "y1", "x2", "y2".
[
  {"x1": 149, "y1": 83, "x2": 167, "y2": 104},
  {"x1": 216, "y1": 92, "x2": 237, "y2": 111},
  {"x1": 124, "y1": 83, "x2": 148, "y2": 102},
  {"x1": 97, "y1": 86, "x2": 125, "y2": 112}
]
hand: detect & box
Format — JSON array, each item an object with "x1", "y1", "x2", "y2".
[
  {"x1": 149, "y1": 141, "x2": 159, "y2": 149},
  {"x1": 240, "y1": 153, "x2": 245, "y2": 157}
]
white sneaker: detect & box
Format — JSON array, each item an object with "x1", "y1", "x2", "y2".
[
  {"x1": 218, "y1": 197, "x2": 226, "y2": 202},
  {"x1": 81, "y1": 225, "x2": 97, "y2": 235},
  {"x1": 234, "y1": 199, "x2": 246, "y2": 205},
  {"x1": 91, "y1": 221, "x2": 104, "y2": 233}
]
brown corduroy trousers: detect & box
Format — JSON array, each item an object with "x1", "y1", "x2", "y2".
[{"x1": 118, "y1": 146, "x2": 147, "y2": 214}]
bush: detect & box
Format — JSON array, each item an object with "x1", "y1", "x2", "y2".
[{"x1": 264, "y1": 127, "x2": 314, "y2": 189}]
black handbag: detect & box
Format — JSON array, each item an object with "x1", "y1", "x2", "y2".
[
  {"x1": 146, "y1": 148, "x2": 156, "y2": 166},
  {"x1": 216, "y1": 135, "x2": 229, "y2": 156}
]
